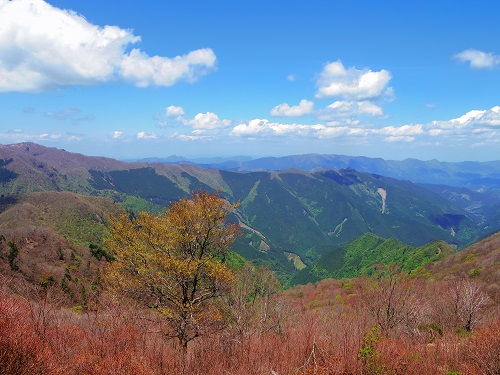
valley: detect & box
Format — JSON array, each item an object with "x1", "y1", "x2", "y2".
[{"x1": 0, "y1": 142, "x2": 499, "y2": 283}]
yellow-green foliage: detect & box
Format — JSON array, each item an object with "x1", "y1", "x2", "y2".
[{"x1": 104, "y1": 191, "x2": 240, "y2": 349}]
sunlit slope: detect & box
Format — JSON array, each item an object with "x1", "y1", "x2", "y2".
[
  {"x1": 290, "y1": 233, "x2": 456, "y2": 285},
  {"x1": 0, "y1": 143, "x2": 495, "y2": 276}
]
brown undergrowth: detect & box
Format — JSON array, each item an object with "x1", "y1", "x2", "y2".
[{"x1": 0, "y1": 271, "x2": 498, "y2": 375}]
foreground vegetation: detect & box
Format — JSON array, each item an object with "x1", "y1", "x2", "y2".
[{"x1": 1, "y1": 261, "x2": 498, "y2": 374}]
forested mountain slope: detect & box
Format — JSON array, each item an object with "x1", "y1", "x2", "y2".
[{"x1": 0, "y1": 142, "x2": 498, "y2": 279}]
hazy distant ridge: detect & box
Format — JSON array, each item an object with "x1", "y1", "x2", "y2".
[{"x1": 182, "y1": 153, "x2": 500, "y2": 188}]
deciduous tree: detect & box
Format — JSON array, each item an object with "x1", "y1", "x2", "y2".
[
  {"x1": 363, "y1": 265, "x2": 424, "y2": 337},
  {"x1": 451, "y1": 279, "x2": 489, "y2": 332},
  {"x1": 104, "y1": 191, "x2": 240, "y2": 350}
]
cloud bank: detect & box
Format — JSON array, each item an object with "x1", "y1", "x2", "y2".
[{"x1": 0, "y1": 0, "x2": 217, "y2": 92}]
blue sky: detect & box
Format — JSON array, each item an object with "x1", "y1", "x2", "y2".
[{"x1": 0, "y1": 0, "x2": 499, "y2": 161}]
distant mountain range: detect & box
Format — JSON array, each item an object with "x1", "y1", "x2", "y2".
[
  {"x1": 1, "y1": 142, "x2": 499, "y2": 283},
  {"x1": 137, "y1": 153, "x2": 500, "y2": 188},
  {"x1": 130, "y1": 155, "x2": 253, "y2": 165}
]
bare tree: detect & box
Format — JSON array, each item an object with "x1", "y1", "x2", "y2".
[
  {"x1": 227, "y1": 264, "x2": 284, "y2": 338},
  {"x1": 451, "y1": 279, "x2": 489, "y2": 332},
  {"x1": 363, "y1": 265, "x2": 424, "y2": 337}
]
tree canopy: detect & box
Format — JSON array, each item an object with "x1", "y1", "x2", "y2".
[{"x1": 104, "y1": 191, "x2": 240, "y2": 349}]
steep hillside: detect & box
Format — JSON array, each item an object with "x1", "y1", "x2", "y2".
[
  {"x1": 0, "y1": 191, "x2": 123, "y2": 305},
  {"x1": 290, "y1": 233, "x2": 456, "y2": 285},
  {"x1": 424, "y1": 230, "x2": 500, "y2": 301},
  {"x1": 0, "y1": 143, "x2": 497, "y2": 278},
  {"x1": 0, "y1": 142, "x2": 230, "y2": 197},
  {"x1": 0, "y1": 191, "x2": 123, "y2": 246}
]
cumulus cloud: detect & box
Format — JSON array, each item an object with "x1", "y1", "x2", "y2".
[
  {"x1": 165, "y1": 105, "x2": 185, "y2": 117},
  {"x1": 376, "y1": 124, "x2": 424, "y2": 137},
  {"x1": 317, "y1": 100, "x2": 383, "y2": 120},
  {"x1": 270, "y1": 99, "x2": 314, "y2": 117},
  {"x1": 142, "y1": 104, "x2": 500, "y2": 152},
  {"x1": 0, "y1": 0, "x2": 217, "y2": 92},
  {"x1": 374, "y1": 124, "x2": 424, "y2": 142},
  {"x1": 230, "y1": 119, "x2": 365, "y2": 139},
  {"x1": 120, "y1": 48, "x2": 216, "y2": 87},
  {"x1": 230, "y1": 117, "x2": 426, "y2": 143},
  {"x1": 453, "y1": 49, "x2": 500, "y2": 69},
  {"x1": 431, "y1": 106, "x2": 500, "y2": 129},
  {"x1": 316, "y1": 60, "x2": 392, "y2": 100},
  {"x1": 112, "y1": 131, "x2": 123, "y2": 139},
  {"x1": 231, "y1": 119, "x2": 318, "y2": 137},
  {"x1": 188, "y1": 112, "x2": 231, "y2": 130}
]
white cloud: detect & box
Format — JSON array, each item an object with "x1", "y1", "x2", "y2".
[
  {"x1": 231, "y1": 119, "x2": 312, "y2": 137},
  {"x1": 152, "y1": 103, "x2": 500, "y2": 152},
  {"x1": 231, "y1": 119, "x2": 361, "y2": 138},
  {"x1": 231, "y1": 119, "x2": 268, "y2": 136},
  {"x1": 176, "y1": 134, "x2": 213, "y2": 141},
  {"x1": 39, "y1": 133, "x2": 62, "y2": 140},
  {"x1": 270, "y1": 99, "x2": 314, "y2": 117},
  {"x1": 315, "y1": 126, "x2": 367, "y2": 138},
  {"x1": 429, "y1": 129, "x2": 443, "y2": 136},
  {"x1": 420, "y1": 106, "x2": 500, "y2": 148},
  {"x1": 165, "y1": 105, "x2": 185, "y2": 117},
  {"x1": 189, "y1": 112, "x2": 231, "y2": 130},
  {"x1": 453, "y1": 49, "x2": 500, "y2": 69},
  {"x1": 431, "y1": 106, "x2": 500, "y2": 129},
  {"x1": 317, "y1": 100, "x2": 383, "y2": 120},
  {"x1": 0, "y1": 0, "x2": 216, "y2": 92},
  {"x1": 376, "y1": 124, "x2": 424, "y2": 137},
  {"x1": 120, "y1": 48, "x2": 216, "y2": 87},
  {"x1": 112, "y1": 131, "x2": 123, "y2": 139},
  {"x1": 356, "y1": 101, "x2": 384, "y2": 116},
  {"x1": 450, "y1": 109, "x2": 488, "y2": 127},
  {"x1": 287, "y1": 74, "x2": 297, "y2": 81},
  {"x1": 231, "y1": 115, "x2": 423, "y2": 141},
  {"x1": 137, "y1": 131, "x2": 157, "y2": 139},
  {"x1": 190, "y1": 112, "x2": 221, "y2": 129},
  {"x1": 316, "y1": 60, "x2": 392, "y2": 99}
]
